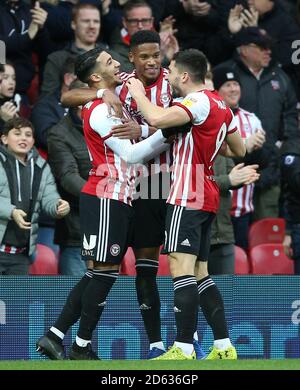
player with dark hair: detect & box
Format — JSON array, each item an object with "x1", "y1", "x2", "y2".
[
  {"x1": 59, "y1": 30, "x2": 206, "y2": 360},
  {"x1": 126, "y1": 49, "x2": 245, "y2": 359},
  {"x1": 36, "y1": 46, "x2": 170, "y2": 360}
]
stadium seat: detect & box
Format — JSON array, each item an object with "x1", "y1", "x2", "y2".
[
  {"x1": 248, "y1": 218, "x2": 285, "y2": 249},
  {"x1": 120, "y1": 247, "x2": 171, "y2": 276},
  {"x1": 29, "y1": 244, "x2": 59, "y2": 275},
  {"x1": 234, "y1": 245, "x2": 250, "y2": 274},
  {"x1": 249, "y1": 243, "x2": 294, "y2": 275},
  {"x1": 157, "y1": 252, "x2": 170, "y2": 275}
]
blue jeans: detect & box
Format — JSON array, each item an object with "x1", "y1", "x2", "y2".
[
  {"x1": 59, "y1": 246, "x2": 87, "y2": 276},
  {"x1": 291, "y1": 224, "x2": 300, "y2": 274}
]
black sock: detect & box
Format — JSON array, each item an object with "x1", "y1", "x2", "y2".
[
  {"x1": 48, "y1": 269, "x2": 93, "y2": 342},
  {"x1": 173, "y1": 275, "x2": 198, "y2": 344},
  {"x1": 77, "y1": 270, "x2": 118, "y2": 341},
  {"x1": 135, "y1": 259, "x2": 161, "y2": 344},
  {"x1": 197, "y1": 276, "x2": 229, "y2": 340}
]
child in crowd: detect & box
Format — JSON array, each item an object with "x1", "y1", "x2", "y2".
[{"x1": 0, "y1": 117, "x2": 70, "y2": 275}]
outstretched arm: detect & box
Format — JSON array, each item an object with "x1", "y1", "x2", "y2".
[
  {"x1": 61, "y1": 88, "x2": 96, "y2": 107},
  {"x1": 61, "y1": 88, "x2": 123, "y2": 118}
]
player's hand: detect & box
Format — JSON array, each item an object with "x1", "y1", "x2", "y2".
[
  {"x1": 103, "y1": 90, "x2": 123, "y2": 118},
  {"x1": 12, "y1": 209, "x2": 32, "y2": 230},
  {"x1": 0, "y1": 102, "x2": 18, "y2": 122},
  {"x1": 229, "y1": 163, "x2": 260, "y2": 186},
  {"x1": 126, "y1": 78, "x2": 146, "y2": 99},
  {"x1": 56, "y1": 199, "x2": 70, "y2": 218},
  {"x1": 111, "y1": 119, "x2": 142, "y2": 139},
  {"x1": 245, "y1": 129, "x2": 266, "y2": 153}
]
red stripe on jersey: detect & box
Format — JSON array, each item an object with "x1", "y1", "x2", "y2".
[
  {"x1": 231, "y1": 108, "x2": 258, "y2": 216},
  {"x1": 168, "y1": 90, "x2": 235, "y2": 212},
  {"x1": 81, "y1": 99, "x2": 136, "y2": 205},
  {"x1": 173, "y1": 102, "x2": 194, "y2": 121},
  {"x1": 117, "y1": 68, "x2": 172, "y2": 173}
]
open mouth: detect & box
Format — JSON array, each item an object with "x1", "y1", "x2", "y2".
[{"x1": 18, "y1": 143, "x2": 27, "y2": 148}]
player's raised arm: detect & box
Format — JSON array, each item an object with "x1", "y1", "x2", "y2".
[
  {"x1": 62, "y1": 88, "x2": 123, "y2": 118},
  {"x1": 61, "y1": 88, "x2": 96, "y2": 107},
  {"x1": 126, "y1": 78, "x2": 190, "y2": 128}
]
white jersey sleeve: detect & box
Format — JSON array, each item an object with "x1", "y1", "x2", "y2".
[
  {"x1": 228, "y1": 114, "x2": 238, "y2": 134},
  {"x1": 89, "y1": 103, "x2": 167, "y2": 164},
  {"x1": 178, "y1": 92, "x2": 210, "y2": 125}
]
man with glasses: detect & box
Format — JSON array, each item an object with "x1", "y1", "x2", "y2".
[
  {"x1": 109, "y1": 0, "x2": 178, "y2": 73},
  {"x1": 214, "y1": 26, "x2": 299, "y2": 221}
]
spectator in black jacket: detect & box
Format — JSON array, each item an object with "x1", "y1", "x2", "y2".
[
  {"x1": 47, "y1": 80, "x2": 91, "y2": 276},
  {"x1": 215, "y1": 27, "x2": 299, "y2": 220},
  {"x1": 281, "y1": 139, "x2": 300, "y2": 274},
  {"x1": 31, "y1": 57, "x2": 76, "y2": 153},
  {"x1": 0, "y1": 0, "x2": 53, "y2": 95}
]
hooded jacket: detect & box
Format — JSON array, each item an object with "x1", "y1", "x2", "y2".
[{"x1": 0, "y1": 145, "x2": 60, "y2": 256}]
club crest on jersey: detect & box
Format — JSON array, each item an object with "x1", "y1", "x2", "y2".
[
  {"x1": 160, "y1": 93, "x2": 171, "y2": 105},
  {"x1": 284, "y1": 155, "x2": 295, "y2": 165},
  {"x1": 270, "y1": 80, "x2": 280, "y2": 90},
  {"x1": 110, "y1": 244, "x2": 120, "y2": 256}
]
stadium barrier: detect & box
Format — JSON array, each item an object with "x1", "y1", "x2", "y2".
[{"x1": 0, "y1": 276, "x2": 299, "y2": 359}]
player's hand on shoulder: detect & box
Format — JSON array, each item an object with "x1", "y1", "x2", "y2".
[
  {"x1": 126, "y1": 78, "x2": 146, "y2": 99},
  {"x1": 103, "y1": 90, "x2": 123, "y2": 118}
]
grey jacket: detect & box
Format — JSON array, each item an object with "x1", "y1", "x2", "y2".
[{"x1": 0, "y1": 146, "x2": 60, "y2": 256}]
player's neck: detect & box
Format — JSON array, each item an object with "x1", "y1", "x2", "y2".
[{"x1": 183, "y1": 82, "x2": 206, "y2": 95}]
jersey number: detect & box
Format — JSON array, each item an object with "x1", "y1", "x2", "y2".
[{"x1": 210, "y1": 122, "x2": 227, "y2": 163}]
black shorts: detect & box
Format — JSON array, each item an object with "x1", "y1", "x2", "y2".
[
  {"x1": 132, "y1": 171, "x2": 169, "y2": 248},
  {"x1": 80, "y1": 193, "x2": 134, "y2": 264},
  {"x1": 132, "y1": 197, "x2": 167, "y2": 249},
  {"x1": 162, "y1": 204, "x2": 215, "y2": 261}
]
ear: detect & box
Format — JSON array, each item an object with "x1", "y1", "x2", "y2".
[
  {"x1": 90, "y1": 73, "x2": 102, "y2": 83},
  {"x1": 181, "y1": 71, "x2": 189, "y2": 83},
  {"x1": 128, "y1": 51, "x2": 134, "y2": 64},
  {"x1": 1, "y1": 134, "x2": 8, "y2": 145},
  {"x1": 71, "y1": 20, "x2": 76, "y2": 32},
  {"x1": 122, "y1": 17, "x2": 127, "y2": 30}
]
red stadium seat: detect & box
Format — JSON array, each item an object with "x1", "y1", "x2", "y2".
[
  {"x1": 248, "y1": 218, "x2": 285, "y2": 249},
  {"x1": 29, "y1": 244, "x2": 59, "y2": 275},
  {"x1": 120, "y1": 247, "x2": 170, "y2": 276},
  {"x1": 234, "y1": 245, "x2": 250, "y2": 274},
  {"x1": 249, "y1": 243, "x2": 294, "y2": 275},
  {"x1": 157, "y1": 252, "x2": 170, "y2": 275}
]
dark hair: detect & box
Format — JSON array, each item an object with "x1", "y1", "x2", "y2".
[
  {"x1": 173, "y1": 49, "x2": 208, "y2": 83},
  {"x1": 62, "y1": 56, "x2": 76, "y2": 76},
  {"x1": 2, "y1": 117, "x2": 35, "y2": 137},
  {"x1": 130, "y1": 30, "x2": 160, "y2": 49},
  {"x1": 75, "y1": 47, "x2": 105, "y2": 83},
  {"x1": 123, "y1": 0, "x2": 151, "y2": 18}
]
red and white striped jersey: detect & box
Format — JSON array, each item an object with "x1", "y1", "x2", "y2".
[
  {"x1": 168, "y1": 90, "x2": 237, "y2": 212},
  {"x1": 81, "y1": 99, "x2": 136, "y2": 205},
  {"x1": 116, "y1": 68, "x2": 172, "y2": 173},
  {"x1": 231, "y1": 107, "x2": 262, "y2": 217}
]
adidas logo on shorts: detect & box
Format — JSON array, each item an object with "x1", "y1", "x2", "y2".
[{"x1": 180, "y1": 238, "x2": 191, "y2": 247}]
